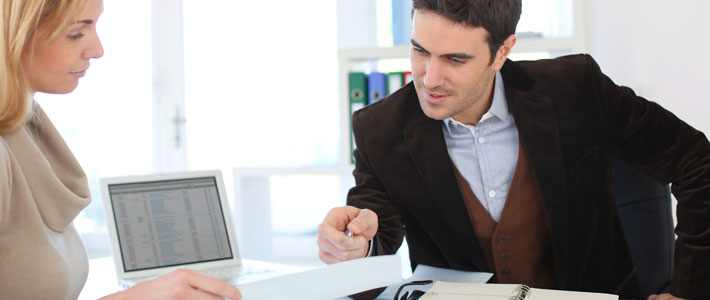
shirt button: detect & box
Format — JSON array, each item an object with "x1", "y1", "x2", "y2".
[
  {"x1": 501, "y1": 266, "x2": 511, "y2": 275},
  {"x1": 478, "y1": 137, "x2": 485, "y2": 144},
  {"x1": 496, "y1": 234, "x2": 506, "y2": 244},
  {"x1": 489, "y1": 190, "x2": 496, "y2": 197}
]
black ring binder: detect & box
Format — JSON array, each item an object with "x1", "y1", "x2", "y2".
[{"x1": 512, "y1": 284, "x2": 532, "y2": 300}]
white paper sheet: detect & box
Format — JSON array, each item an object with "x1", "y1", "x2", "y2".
[
  {"x1": 409, "y1": 265, "x2": 493, "y2": 283},
  {"x1": 237, "y1": 255, "x2": 401, "y2": 300}
]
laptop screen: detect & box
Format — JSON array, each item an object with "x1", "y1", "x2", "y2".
[{"x1": 108, "y1": 176, "x2": 234, "y2": 272}]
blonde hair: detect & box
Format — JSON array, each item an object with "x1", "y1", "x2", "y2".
[{"x1": 0, "y1": 0, "x2": 89, "y2": 133}]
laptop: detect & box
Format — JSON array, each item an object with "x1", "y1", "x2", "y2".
[{"x1": 100, "y1": 170, "x2": 277, "y2": 288}]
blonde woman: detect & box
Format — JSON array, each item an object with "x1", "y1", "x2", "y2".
[{"x1": 0, "y1": 0, "x2": 241, "y2": 299}]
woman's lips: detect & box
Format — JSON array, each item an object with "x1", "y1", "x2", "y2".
[{"x1": 70, "y1": 69, "x2": 87, "y2": 77}]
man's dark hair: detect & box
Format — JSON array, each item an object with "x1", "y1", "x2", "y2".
[{"x1": 412, "y1": 0, "x2": 522, "y2": 64}]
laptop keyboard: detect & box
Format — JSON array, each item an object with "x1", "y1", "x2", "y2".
[{"x1": 120, "y1": 265, "x2": 276, "y2": 289}]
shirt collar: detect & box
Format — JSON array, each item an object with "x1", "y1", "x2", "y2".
[{"x1": 443, "y1": 71, "x2": 509, "y2": 133}]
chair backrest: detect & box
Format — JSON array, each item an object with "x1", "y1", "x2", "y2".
[{"x1": 611, "y1": 159, "x2": 675, "y2": 297}]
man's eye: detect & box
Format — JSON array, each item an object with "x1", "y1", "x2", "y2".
[{"x1": 449, "y1": 57, "x2": 464, "y2": 65}]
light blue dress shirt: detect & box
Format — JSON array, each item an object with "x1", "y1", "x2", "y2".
[{"x1": 442, "y1": 72, "x2": 519, "y2": 222}]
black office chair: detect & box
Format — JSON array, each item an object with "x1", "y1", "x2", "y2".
[{"x1": 612, "y1": 159, "x2": 675, "y2": 298}]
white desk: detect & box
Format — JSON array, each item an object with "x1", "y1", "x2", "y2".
[
  {"x1": 78, "y1": 256, "x2": 308, "y2": 299},
  {"x1": 79, "y1": 257, "x2": 398, "y2": 300},
  {"x1": 79, "y1": 257, "x2": 120, "y2": 300}
]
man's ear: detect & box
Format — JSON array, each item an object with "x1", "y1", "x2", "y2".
[{"x1": 492, "y1": 34, "x2": 516, "y2": 70}]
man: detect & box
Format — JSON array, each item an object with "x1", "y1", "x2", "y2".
[{"x1": 317, "y1": 1, "x2": 709, "y2": 299}]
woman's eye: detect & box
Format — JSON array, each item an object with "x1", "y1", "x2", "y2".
[{"x1": 68, "y1": 33, "x2": 85, "y2": 40}]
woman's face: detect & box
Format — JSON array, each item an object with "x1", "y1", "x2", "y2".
[{"x1": 22, "y1": 0, "x2": 104, "y2": 94}]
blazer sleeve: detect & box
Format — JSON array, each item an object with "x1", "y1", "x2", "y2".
[
  {"x1": 586, "y1": 54, "x2": 710, "y2": 299},
  {"x1": 348, "y1": 109, "x2": 406, "y2": 256},
  {"x1": 345, "y1": 109, "x2": 405, "y2": 300}
]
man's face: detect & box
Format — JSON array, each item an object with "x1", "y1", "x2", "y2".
[{"x1": 410, "y1": 10, "x2": 511, "y2": 125}]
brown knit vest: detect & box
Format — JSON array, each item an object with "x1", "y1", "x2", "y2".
[{"x1": 453, "y1": 140, "x2": 557, "y2": 288}]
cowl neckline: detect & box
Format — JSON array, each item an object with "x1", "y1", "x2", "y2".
[{"x1": 3, "y1": 104, "x2": 90, "y2": 231}]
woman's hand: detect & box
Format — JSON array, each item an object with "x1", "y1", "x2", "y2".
[{"x1": 101, "y1": 268, "x2": 241, "y2": 300}]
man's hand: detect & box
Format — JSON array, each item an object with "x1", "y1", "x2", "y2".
[
  {"x1": 647, "y1": 293, "x2": 686, "y2": 300},
  {"x1": 317, "y1": 206, "x2": 378, "y2": 264},
  {"x1": 101, "y1": 268, "x2": 242, "y2": 300}
]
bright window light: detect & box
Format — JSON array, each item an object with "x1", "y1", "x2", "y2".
[{"x1": 182, "y1": 0, "x2": 339, "y2": 170}]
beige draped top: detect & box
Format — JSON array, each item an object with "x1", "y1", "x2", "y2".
[{"x1": 0, "y1": 104, "x2": 90, "y2": 300}]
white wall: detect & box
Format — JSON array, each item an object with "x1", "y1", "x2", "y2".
[
  {"x1": 589, "y1": 0, "x2": 710, "y2": 136},
  {"x1": 337, "y1": 0, "x2": 378, "y2": 48}
]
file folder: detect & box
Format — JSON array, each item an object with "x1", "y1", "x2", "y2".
[
  {"x1": 387, "y1": 72, "x2": 404, "y2": 95},
  {"x1": 349, "y1": 72, "x2": 368, "y2": 163},
  {"x1": 368, "y1": 72, "x2": 387, "y2": 104}
]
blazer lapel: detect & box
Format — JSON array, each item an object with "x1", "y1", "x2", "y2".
[
  {"x1": 402, "y1": 100, "x2": 489, "y2": 272},
  {"x1": 502, "y1": 61, "x2": 571, "y2": 287}
]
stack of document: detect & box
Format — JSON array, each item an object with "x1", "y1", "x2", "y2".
[{"x1": 237, "y1": 256, "x2": 617, "y2": 300}]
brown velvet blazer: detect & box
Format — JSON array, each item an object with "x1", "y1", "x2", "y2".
[{"x1": 347, "y1": 54, "x2": 710, "y2": 299}]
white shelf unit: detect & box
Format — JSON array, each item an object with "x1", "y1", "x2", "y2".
[{"x1": 337, "y1": 45, "x2": 411, "y2": 166}]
